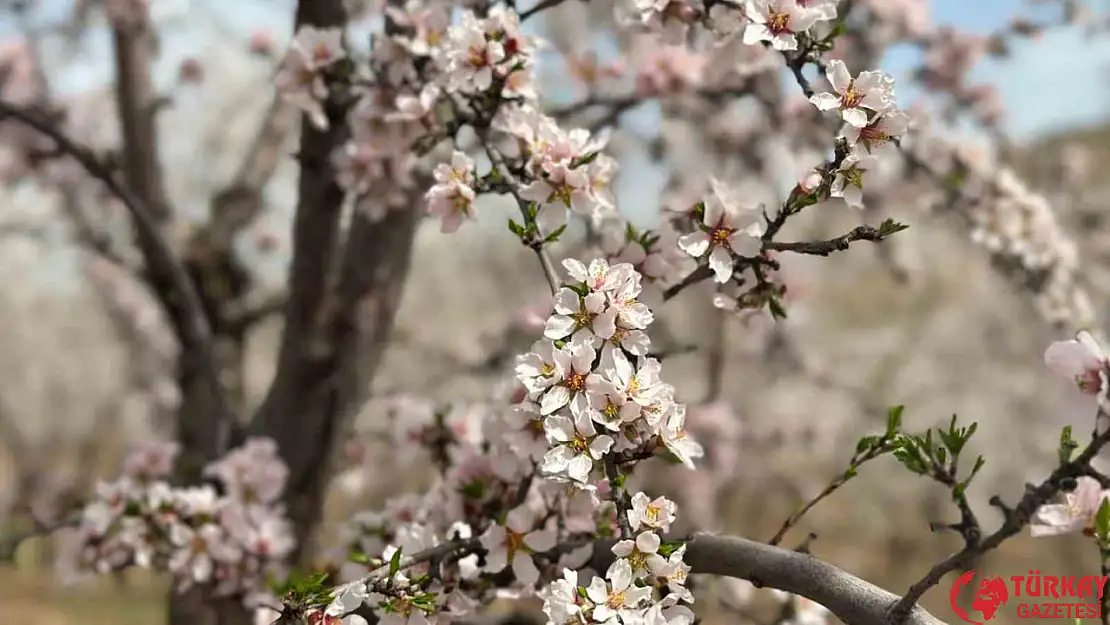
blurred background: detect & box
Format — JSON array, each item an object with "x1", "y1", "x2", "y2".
[{"x1": 2, "y1": 0, "x2": 1110, "y2": 624}]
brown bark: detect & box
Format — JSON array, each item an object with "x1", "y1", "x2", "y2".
[
  {"x1": 250, "y1": 206, "x2": 420, "y2": 565},
  {"x1": 245, "y1": 0, "x2": 423, "y2": 567}
]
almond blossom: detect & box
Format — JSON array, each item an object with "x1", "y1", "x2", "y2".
[
  {"x1": 611, "y1": 530, "x2": 664, "y2": 577},
  {"x1": 809, "y1": 60, "x2": 895, "y2": 128},
  {"x1": 678, "y1": 178, "x2": 765, "y2": 283},
  {"x1": 842, "y1": 109, "x2": 911, "y2": 151},
  {"x1": 541, "y1": 411, "x2": 615, "y2": 483},
  {"x1": 587, "y1": 558, "x2": 655, "y2": 622},
  {"x1": 1031, "y1": 477, "x2": 1110, "y2": 537},
  {"x1": 542, "y1": 568, "x2": 591, "y2": 625},
  {"x1": 830, "y1": 150, "x2": 878, "y2": 210},
  {"x1": 425, "y1": 151, "x2": 478, "y2": 233},
  {"x1": 743, "y1": 0, "x2": 821, "y2": 51},
  {"x1": 544, "y1": 286, "x2": 618, "y2": 347},
  {"x1": 628, "y1": 493, "x2": 678, "y2": 533},
  {"x1": 273, "y1": 26, "x2": 346, "y2": 130},
  {"x1": 538, "y1": 339, "x2": 598, "y2": 416},
  {"x1": 1045, "y1": 330, "x2": 1108, "y2": 396},
  {"x1": 479, "y1": 505, "x2": 557, "y2": 585}
]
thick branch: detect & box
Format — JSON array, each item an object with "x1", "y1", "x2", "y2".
[
  {"x1": 110, "y1": 18, "x2": 172, "y2": 224},
  {"x1": 352, "y1": 531, "x2": 947, "y2": 625},
  {"x1": 637, "y1": 533, "x2": 946, "y2": 625},
  {"x1": 249, "y1": 0, "x2": 426, "y2": 568}
]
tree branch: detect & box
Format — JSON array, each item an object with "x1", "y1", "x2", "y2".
[
  {"x1": 0, "y1": 98, "x2": 234, "y2": 452},
  {"x1": 653, "y1": 533, "x2": 947, "y2": 625},
  {"x1": 109, "y1": 16, "x2": 172, "y2": 224},
  {"x1": 889, "y1": 411, "x2": 1110, "y2": 621}
]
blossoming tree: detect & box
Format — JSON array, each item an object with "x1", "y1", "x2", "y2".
[{"x1": 1, "y1": 1, "x2": 1109, "y2": 625}]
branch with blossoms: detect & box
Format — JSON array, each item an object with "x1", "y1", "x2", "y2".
[{"x1": 5, "y1": 2, "x2": 1110, "y2": 625}]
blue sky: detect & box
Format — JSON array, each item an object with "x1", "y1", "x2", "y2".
[{"x1": 888, "y1": 0, "x2": 1110, "y2": 140}]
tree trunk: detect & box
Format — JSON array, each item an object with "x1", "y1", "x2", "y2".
[{"x1": 250, "y1": 205, "x2": 421, "y2": 566}]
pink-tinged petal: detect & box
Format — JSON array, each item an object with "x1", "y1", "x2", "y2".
[
  {"x1": 1078, "y1": 331, "x2": 1104, "y2": 359},
  {"x1": 1045, "y1": 339, "x2": 1098, "y2": 379},
  {"x1": 841, "y1": 107, "x2": 869, "y2": 128},
  {"x1": 567, "y1": 454, "x2": 593, "y2": 482},
  {"x1": 484, "y1": 546, "x2": 508, "y2": 572},
  {"x1": 708, "y1": 246, "x2": 734, "y2": 283},
  {"x1": 1029, "y1": 504, "x2": 1083, "y2": 537},
  {"x1": 506, "y1": 507, "x2": 533, "y2": 533},
  {"x1": 583, "y1": 291, "x2": 606, "y2": 313},
  {"x1": 511, "y1": 553, "x2": 540, "y2": 586},
  {"x1": 481, "y1": 524, "x2": 507, "y2": 551},
  {"x1": 727, "y1": 232, "x2": 761, "y2": 257},
  {"x1": 742, "y1": 24, "x2": 770, "y2": 45},
  {"x1": 861, "y1": 92, "x2": 890, "y2": 112},
  {"x1": 678, "y1": 231, "x2": 711, "y2": 257},
  {"x1": 571, "y1": 344, "x2": 595, "y2": 371},
  {"x1": 540, "y1": 386, "x2": 571, "y2": 415},
  {"x1": 536, "y1": 204, "x2": 569, "y2": 235},
  {"x1": 524, "y1": 528, "x2": 557, "y2": 552},
  {"x1": 562, "y1": 258, "x2": 590, "y2": 282},
  {"x1": 809, "y1": 92, "x2": 840, "y2": 112},
  {"x1": 590, "y1": 434, "x2": 615, "y2": 458},
  {"x1": 519, "y1": 181, "x2": 553, "y2": 203},
  {"x1": 553, "y1": 288, "x2": 580, "y2": 314},
  {"x1": 827, "y1": 60, "x2": 851, "y2": 93},
  {"x1": 635, "y1": 531, "x2": 661, "y2": 552},
  {"x1": 544, "y1": 315, "x2": 576, "y2": 340},
  {"x1": 1072, "y1": 477, "x2": 1105, "y2": 512},
  {"x1": 592, "y1": 308, "x2": 618, "y2": 340}
]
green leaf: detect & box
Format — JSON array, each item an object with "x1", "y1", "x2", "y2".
[
  {"x1": 348, "y1": 551, "x2": 374, "y2": 565},
  {"x1": 571, "y1": 151, "x2": 600, "y2": 168},
  {"x1": 856, "y1": 435, "x2": 879, "y2": 454},
  {"x1": 389, "y1": 547, "x2": 403, "y2": 580},
  {"x1": 543, "y1": 224, "x2": 568, "y2": 243},
  {"x1": 1059, "y1": 426, "x2": 1079, "y2": 464},
  {"x1": 508, "y1": 219, "x2": 526, "y2": 237},
  {"x1": 958, "y1": 455, "x2": 986, "y2": 494},
  {"x1": 877, "y1": 218, "x2": 909, "y2": 237},
  {"x1": 886, "y1": 406, "x2": 904, "y2": 437},
  {"x1": 625, "y1": 222, "x2": 638, "y2": 242},
  {"x1": 459, "y1": 479, "x2": 485, "y2": 500},
  {"x1": 1097, "y1": 499, "x2": 1110, "y2": 542},
  {"x1": 768, "y1": 295, "x2": 788, "y2": 320},
  {"x1": 658, "y1": 541, "x2": 686, "y2": 557}
]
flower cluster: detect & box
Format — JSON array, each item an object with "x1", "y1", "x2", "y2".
[
  {"x1": 312, "y1": 259, "x2": 700, "y2": 625},
  {"x1": 525, "y1": 258, "x2": 704, "y2": 479},
  {"x1": 807, "y1": 60, "x2": 910, "y2": 209},
  {"x1": 274, "y1": 26, "x2": 346, "y2": 130},
  {"x1": 60, "y1": 439, "x2": 294, "y2": 605}
]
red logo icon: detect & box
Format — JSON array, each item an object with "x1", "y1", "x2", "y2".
[{"x1": 951, "y1": 570, "x2": 1009, "y2": 624}]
